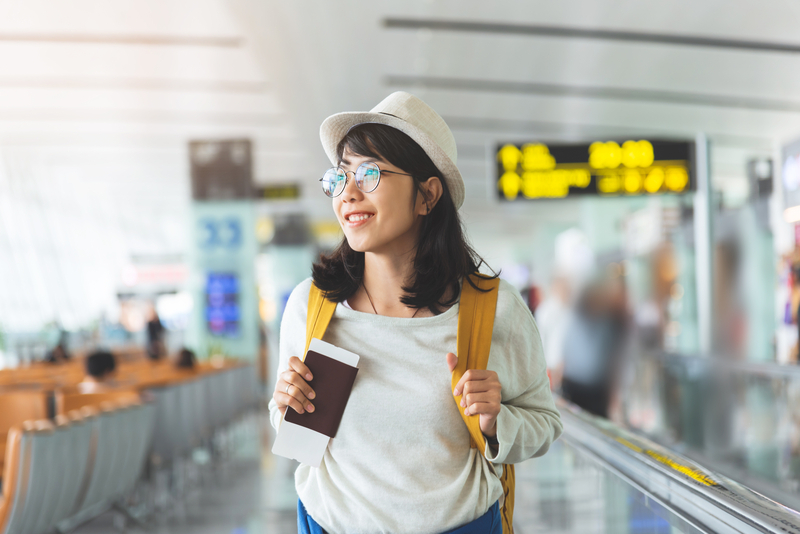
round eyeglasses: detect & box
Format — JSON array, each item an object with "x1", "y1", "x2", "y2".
[{"x1": 320, "y1": 161, "x2": 413, "y2": 198}]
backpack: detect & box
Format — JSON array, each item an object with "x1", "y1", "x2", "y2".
[{"x1": 303, "y1": 273, "x2": 515, "y2": 533}]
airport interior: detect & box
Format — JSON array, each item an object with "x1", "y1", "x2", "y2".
[{"x1": 2, "y1": 1, "x2": 800, "y2": 533}]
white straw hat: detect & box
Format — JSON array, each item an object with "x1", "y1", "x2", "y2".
[{"x1": 320, "y1": 91, "x2": 465, "y2": 209}]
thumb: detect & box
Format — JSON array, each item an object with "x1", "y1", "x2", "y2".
[{"x1": 446, "y1": 352, "x2": 458, "y2": 373}]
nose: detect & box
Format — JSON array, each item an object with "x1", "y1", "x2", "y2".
[{"x1": 341, "y1": 170, "x2": 363, "y2": 202}]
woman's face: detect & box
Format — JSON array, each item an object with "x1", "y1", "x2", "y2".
[{"x1": 333, "y1": 147, "x2": 426, "y2": 256}]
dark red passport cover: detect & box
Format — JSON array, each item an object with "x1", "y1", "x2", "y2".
[{"x1": 284, "y1": 350, "x2": 358, "y2": 438}]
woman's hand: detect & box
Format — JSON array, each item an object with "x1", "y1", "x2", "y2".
[
  {"x1": 446, "y1": 353, "x2": 502, "y2": 437},
  {"x1": 273, "y1": 356, "x2": 316, "y2": 416}
]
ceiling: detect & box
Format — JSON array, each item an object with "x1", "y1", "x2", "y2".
[
  {"x1": 0, "y1": 0, "x2": 798, "y2": 328},
  {"x1": 240, "y1": 0, "x2": 800, "y2": 241}
]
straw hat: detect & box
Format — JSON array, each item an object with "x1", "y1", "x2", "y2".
[{"x1": 320, "y1": 91, "x2": 465, "y2": 209}]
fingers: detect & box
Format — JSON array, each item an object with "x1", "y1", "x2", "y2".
[
  {"x1": 272, "y1": 356, "x2": 316, "y2": 415},
  {"x1": 275, "y1": 388, "x2": 310, "y2": 415},
  {"x1": 461, "y1": 389, "x2": 501, "y2": 410},
  {"x1": 279, "y1": 368, "x2": 316, "y2": 402},
  {"x1": 464, "y1": 401, "x2": 501, "y2": 417},
  {"x1": 452, "y1": 369, "x2": 502, "y2": 424},
  {"x1": 288, "y1": 356, "x2": 313, "y2": 381},
  {"x1": 446, "y1": 352, "x2": 458, "y2": 372},
  {"x1": 453, "y1": 369, "x2": 495, "y2": 397}
]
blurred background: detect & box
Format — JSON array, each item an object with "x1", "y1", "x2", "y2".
[{"x1": 3, "y1": 1, "x2": 800, "y2": 533}]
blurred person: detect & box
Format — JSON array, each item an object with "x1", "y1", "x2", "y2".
[
  {"x1": 78, "y1": 350, "x2": 118, "y2": 392},
  {"x1": 787, "y1": 259, "x2": 800, "y2": 363},
  {"x1": 561, "y1": 277, "x2": 628, "y2": 418},
  {"x1": 146, "y1": 305, "x2": 166, "y2": 360},
  {"x1": 535, "y1": 276, "x2": 572, "y2": 391},
  {"x1": 270, "y1": 92, "x2": 562, "y2": 534},
  {"x1": 536, "y1": 229, "x2": 594, "y2": 391},
  {"x1": 175, "y1": 347, "x2": 197, "y2": 370},
  {"x1": 522, "y1": 284, "x2": 541, "y2": 315},
  {"x1": 642, "y1": 243, "x2": 679, "y2": 351},
  {"x1": 45, "y1": 328, "x2": 71, "y2": 364}
]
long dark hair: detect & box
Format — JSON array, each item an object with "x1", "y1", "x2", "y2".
[{"x1": 311, "y1": 123, "x2": 495, "y2": 314}]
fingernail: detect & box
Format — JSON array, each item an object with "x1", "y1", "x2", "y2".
[
  {"x1": 464, "y1": 408, "x2": 469, "y2": 415},
  {"x1": 307, "y1": 404, "x2": 314, "y2": 412},
  {"x1": 306, "y1": 373, "x2": 313, "y2": 380},
  {"x1": 453, "y1": 389, "x2": 460, "y2": 396},
  {"x1": 308, "y1": 391, "x2": 315, "y2": 400},
  {"x1": 460, "y1": 399, "x2": 465, "y2": 407}
]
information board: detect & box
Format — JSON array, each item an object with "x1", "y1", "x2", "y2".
[
  {"x1": 496, "y1": 139, "x2": 694, "y2": 201},
  {"x1": 190, "y1": 139, "x2": 252, "y2": 200},
  {"x1": 205, "y1": 272, "x2": 240, "y2": 337}
]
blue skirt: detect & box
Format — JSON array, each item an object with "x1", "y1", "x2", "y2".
[{"x1": 297, "y1": 499, "x2": 502, "y2": 534}]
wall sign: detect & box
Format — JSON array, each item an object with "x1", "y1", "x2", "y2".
[
  {"x1": 496, "y1": 140, "x2": 694, "y2": 201},
  {"x1": 253, "y1": 184, "x2": 301, "y2": 201},
  {"x1": 198, "y1": 217, "x2": 242, "y2": 249}
]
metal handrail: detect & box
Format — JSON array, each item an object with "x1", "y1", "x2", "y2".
[
  {"x1": 658, "y1": 351, "x2": 800, "y2": 380},
  {"x1": 557, "y1": 398, "x2": 800, "y2": 533}
]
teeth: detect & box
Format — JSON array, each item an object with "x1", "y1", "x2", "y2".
[{"x1": 348, "y1": 214, "x2": 373, "y2": 222}]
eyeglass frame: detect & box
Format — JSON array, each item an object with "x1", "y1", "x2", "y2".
[{"x1": 319, "y1": 161, "x2": 414, "y2": 198}]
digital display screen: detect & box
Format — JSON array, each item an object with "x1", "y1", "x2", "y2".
[
  {"x1": 496, "y1": 139, "x2": 694, "y2": 201},
  {"x1": 205, "y1": 272, "x2": 240, "y2": 337}
]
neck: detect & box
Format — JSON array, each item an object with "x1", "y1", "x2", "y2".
[{"x1": 360, "y1": 248, "x2": 419, "y2": 317}]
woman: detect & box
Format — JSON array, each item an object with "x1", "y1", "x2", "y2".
[{"x1": 269, "y1": 92, "x2": 562, "y2": 534}]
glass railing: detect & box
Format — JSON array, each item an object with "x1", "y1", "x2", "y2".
[
  {"x1": 618, "y1": 353, "x2": 800, "y2": 512},
  {"x1": 527, "y1": 398, "x2": 800, "y2": 533}
]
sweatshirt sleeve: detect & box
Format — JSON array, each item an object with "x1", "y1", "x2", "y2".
[
  {"x1": 483, "y1": 280, "x2": 563, "y2": 464},
  {"x1": 268, "y1": 277, "x2": 313, "y2": 430}
]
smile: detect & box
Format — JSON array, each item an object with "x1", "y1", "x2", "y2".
[{"x1": 345, "y1": 213, "x2": 374, "y2": 223}]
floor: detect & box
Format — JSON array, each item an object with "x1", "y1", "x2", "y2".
[{"x1": 74, "y1": 410, "x2": 690, "y2": 534}]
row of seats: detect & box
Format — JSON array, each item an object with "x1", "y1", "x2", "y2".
[
  {"x1": 0, "y1": 396, "x2": 154, "y2": 534},
  {"x1": 0, "y1": 359, "x2": 259, "y2": 534},
  {"x1": 149, "y1": 364, "x2": 259, "y2": 465}
]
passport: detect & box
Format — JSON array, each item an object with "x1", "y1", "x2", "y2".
[
  {"x1": 272, "y1": 338, "x2": 359, "y2": 467},
  {"x1": 284, "y1": 349, "x2": 359, "y2": 438}
]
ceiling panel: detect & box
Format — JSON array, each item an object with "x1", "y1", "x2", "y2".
[{"x1": 0, "y1": 0, "x2": 240, "y2": 37}]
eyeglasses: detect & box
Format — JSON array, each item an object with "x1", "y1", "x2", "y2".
[{"x1": 320, "y1": 161, "x2": 412, "y2": 198}]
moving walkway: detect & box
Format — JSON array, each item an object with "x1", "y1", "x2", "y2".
[{"x1": 514, "y1": 400, "x2": 800, "y2": 533}]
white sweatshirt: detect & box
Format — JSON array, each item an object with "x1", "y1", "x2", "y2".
[{"x1": 269, "y1": 277, "x2": 562, "y2": 534}]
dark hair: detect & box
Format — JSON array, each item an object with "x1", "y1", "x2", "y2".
[
  {"x1": 85, "y1": 350, "x2": 116, "y2": 379},
  {"x1": 312, "y1": 123, "x2": 494, "y2": 313},
  {"x1": 176, "y1": 347, "x2": 196, "y2": 369}
]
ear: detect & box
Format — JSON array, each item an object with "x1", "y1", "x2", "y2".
[{"x1": 416, "y1": 176, "x2": 443, "y2": 216}]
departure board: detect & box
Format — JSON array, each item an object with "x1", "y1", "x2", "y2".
[{"x1": 496, "y1": 140, "x2": 694, "y2": 201}]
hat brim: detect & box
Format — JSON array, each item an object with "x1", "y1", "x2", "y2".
[{"x1": 320, "y1": 111, "x2": 465, "y2": 209}]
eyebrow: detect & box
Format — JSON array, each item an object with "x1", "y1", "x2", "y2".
[{"x1": 338, "y1": 156, "x2": 383, "y2": 168}]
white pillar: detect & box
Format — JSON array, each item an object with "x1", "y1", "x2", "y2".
[{"x1": 694, "y1": 133, "x2": 713, "y2": 355}]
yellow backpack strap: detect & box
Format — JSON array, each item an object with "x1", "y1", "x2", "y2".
[
  {"x1": 453, "y1": 274, "x2": 515, "y2": 534},
  {"x1": 499, "y1": 464, "x2": 515, "y2": 534},
  {"x1": 304, "y1": 283, "x2": 338, "y2": 359},
  {"x1": 453, "y1": 274, "x2": 500, "y2": 451}
]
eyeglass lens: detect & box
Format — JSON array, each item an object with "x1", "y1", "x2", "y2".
[{"x1": 321, "y1": 162, "x2": 382, "y2": 198}]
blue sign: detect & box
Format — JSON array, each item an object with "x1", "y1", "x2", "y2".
[
  {"x1": 205, "y1": 272, "x2": 240, "y2": 337},
  {"x1": 198, "y1": 217, "x2": 242, "y2": 249}
]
